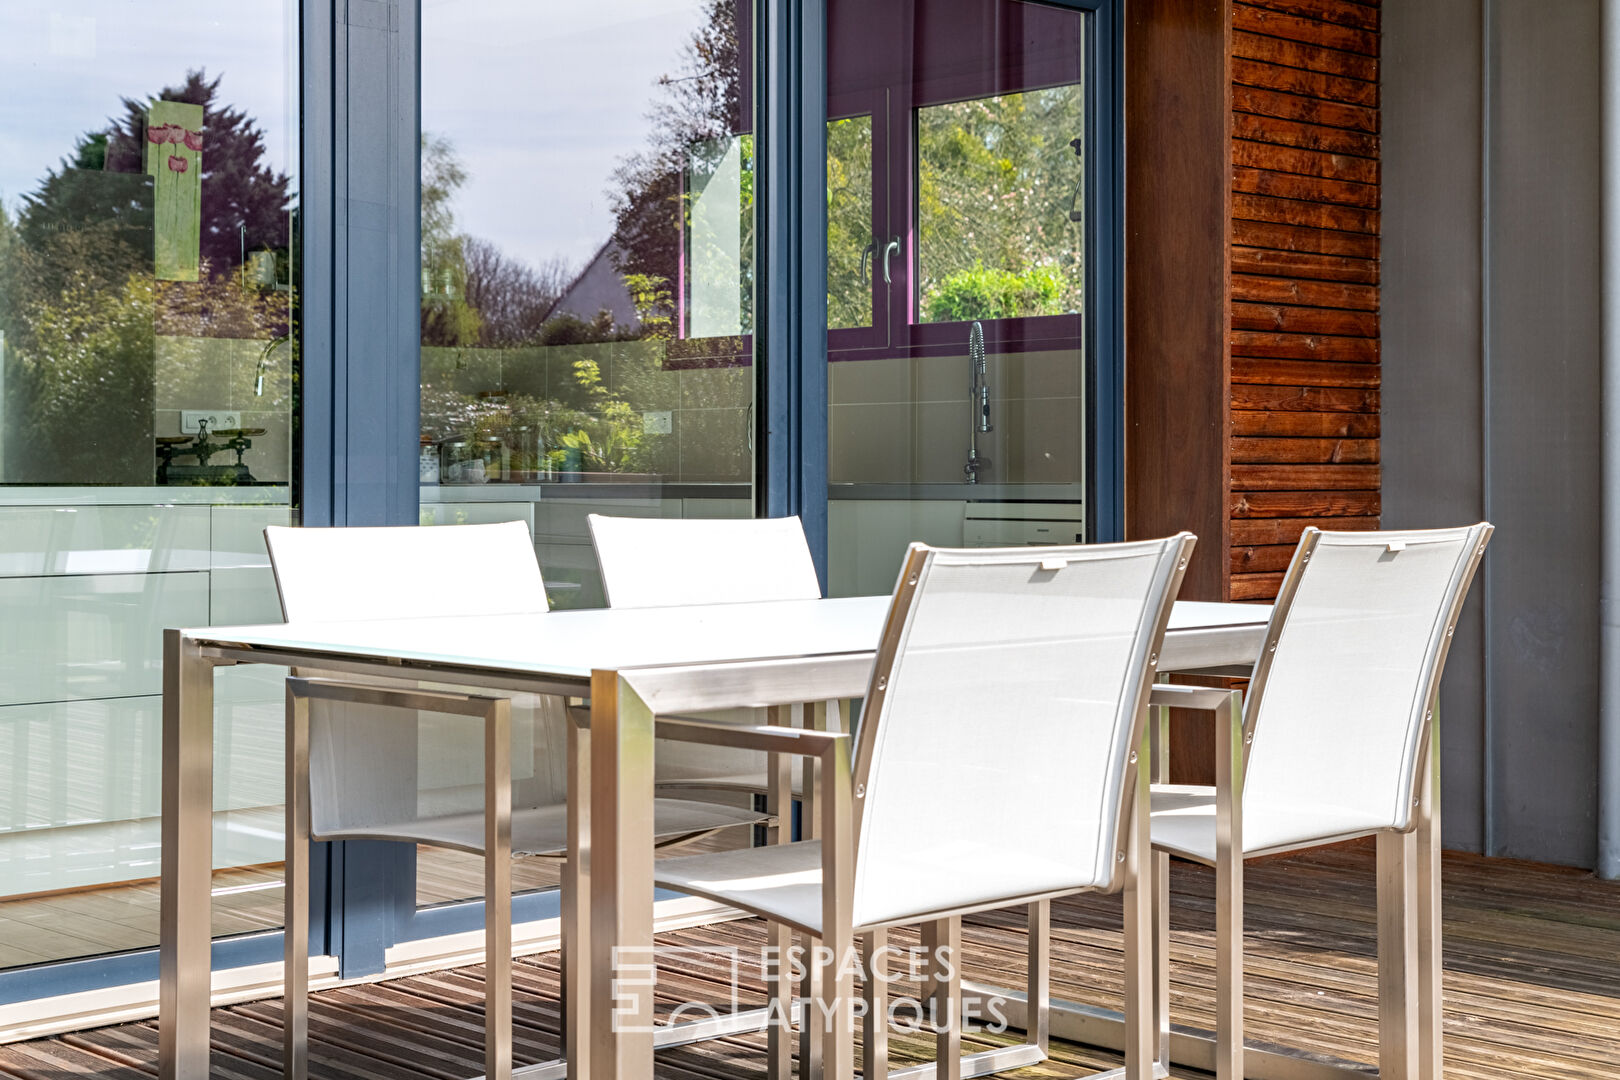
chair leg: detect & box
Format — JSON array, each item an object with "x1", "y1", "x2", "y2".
[
  {"x1": 767, "y1": 920, "x2": 794, "y2": 1080},
  {"x1": 1026, "y1": 901, "x2": 1050, "y2": 1057},
  {"x1": 1417, "y1": 714, "x2": 1444, "y2": 1080},
  {"x1": 800, "y1": 932, "x2": 823, "y2": 1080},
  {"x1": 1150, "y1": 699, "x2": 1171, "y2": 1073},
  {"x1": 862, "y1": 929, "x2": 889, "y2": 1080},
  {"x1": 283, "y1": 686, "x2": 310, "y2": 1080},
  {"x1": 1152, "y1": 851, "x2": 1171, "y2": 1073},
  {"x1": 764, "y1": 727, "x2": 795, "y2": 1080},
  {"x1": 1213, "y1": 688, "x2": 1245, "y2": 1080},
  {"x1": 485, "y1": 697, "x2": 514, "y2": 1080},
  {"x1": 1377, "y1": 829, "x2": 1419, "y2": 1080},
  {"x1": 1122, "y1": 728, "x2": 1153, "y2": 1080},
  {"x1": 922, "y1": 917, "x2": 962, "y2": 1080}
]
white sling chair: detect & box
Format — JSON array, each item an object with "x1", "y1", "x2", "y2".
[
  {"x1": 645, "y1": 535, "x2": 1196, "y2": 1080},
  {"x1": 264, "y1": 520, "x2": 766, "y2": 1080},
  {"x1": 587, "y1": 513, "x2": 824, "y2": 796},
  {"x1": 1148, "y1": 523, "x2": 1492, "y2": 1080}
]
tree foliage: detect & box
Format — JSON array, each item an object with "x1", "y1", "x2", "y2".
[{"x1": 915, "y1": 86, "x2": 1084, "y2": 319}]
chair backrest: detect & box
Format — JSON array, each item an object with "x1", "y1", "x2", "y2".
[
  {"x1": 1241, "y1": 524, "x2": 1493, "y2": 836},
  {"x1": 588, "y1": 514, "x2": 821, "y2": 607},
  {"x1": 262, "y1": 521, "x2": 561, "y2": 834},
  {"x1": 264, "y1": 520, "x2": 548, "y2": 622},
  {"x1": 849, "y1": 535, "x2": 1195, "y2": 929}
]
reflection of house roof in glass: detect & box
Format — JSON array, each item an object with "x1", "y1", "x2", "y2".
[{"x1": 545, "y1": 240, "x2": 639, "y2": 331}]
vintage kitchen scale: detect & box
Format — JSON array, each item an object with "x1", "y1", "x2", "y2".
[{"x1": 156, "y1": 418, "x2": 266, "y2": 485}]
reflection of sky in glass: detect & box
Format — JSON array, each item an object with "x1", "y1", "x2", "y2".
[
  {"x1": 0, "y1": 2, "x2": 294, "y2": 216},
  {"x1": 423, "y1": 0, "x2": 707, "y2": 273},
  {"x1": 0, "y1": 2, "x2": 708, "y2": 276}
]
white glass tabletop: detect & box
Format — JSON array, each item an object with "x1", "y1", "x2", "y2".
[{"x1": 188, "y1": 596, "x2": 1271, "y2": 681}]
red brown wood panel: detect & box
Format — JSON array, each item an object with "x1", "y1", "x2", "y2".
[
  {"x1": 1232, "y1": 111, "x2": 1380, "y2": 157},
  {"x1": 1230, "y1": 436, "x2": 1379, "y2": 463},
  {"x1": 1231, "y1": 30, "x2": 1378, "y2": 82},
  {"x1": 1233, "y1": 83, "x2": 1377, "y2": 133},
  {"x1": 1242, "y1": 0, "x2": 1379, "y2": 32},
  {"x1": 1226, "y1": 0, "x2": 1378, "y2": 602},
  {"x1": 1231, "y1": 409, "x2": 1379, "y2": 437},
  {"x1": 1126, "y1": 0, "x2": 1232, "y2": 604},
  {"x1": 1230, "y1": 303, "x2": 1379, "y2": 336}
]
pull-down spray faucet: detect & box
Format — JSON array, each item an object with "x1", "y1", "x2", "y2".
[{"x1": 965, "y1": 321, "x2": 992, "y2": 483}]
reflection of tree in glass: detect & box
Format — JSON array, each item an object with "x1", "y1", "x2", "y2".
[
  {"x1": 420, "y1": 134, "x2": 574, "y2": 349},
  {"x1": 0, "y1": 69, "x2": 294, "y2": 484},
  {"x1": 826, "y1": 116, "x2": 872, "y2": 330},
  {"x1": 916, "y1": 86, "x2": 1084, "y2": 320},
  {"x1": 609, "y1": 0, "x2": 746, "y2": 336}
]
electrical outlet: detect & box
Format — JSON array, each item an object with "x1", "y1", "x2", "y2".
[
  {"x1": 642, "y1": 410, "x2": 673, "y2": 435},
  {"x1": 181, "y1": 410, "x2": 241, "y2": 434}
]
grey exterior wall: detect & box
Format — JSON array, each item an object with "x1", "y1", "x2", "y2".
[{"x1": 1384, "y1": 0, "x2": 1603, "y2": 867}]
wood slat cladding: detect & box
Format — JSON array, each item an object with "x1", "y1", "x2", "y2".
[{"x1": 1229, "y1": 0, "x2": 1379, "y2": 599}]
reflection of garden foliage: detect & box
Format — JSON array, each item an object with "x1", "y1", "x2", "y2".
[
  {"x1": 826, "y1": 117, "x2": 873, "y2": 329},
  {"x1": 0, "y1": 227, "x2": 156, "y2": 482},
  {"x1": 923, "y1": 263, "x2": 1063, "y2": 323},
  {"x1": 916, "y1": 86, "x2": 1084, "y2": 319}
]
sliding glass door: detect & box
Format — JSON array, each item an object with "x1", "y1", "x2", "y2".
[
  {"x1": 824, "y1": 0, "x2": 1115, "y2": 595},
  {"x1": 412, "y1": 0, "x2": 759, "y2": 915},
  {"x1": 0, "y1": 1, "x2": 300, "y2": 986}
]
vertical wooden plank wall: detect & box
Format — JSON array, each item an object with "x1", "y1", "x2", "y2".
[{"x1": 1227, "y1": 0, "x2": 1381, "y2": 601}]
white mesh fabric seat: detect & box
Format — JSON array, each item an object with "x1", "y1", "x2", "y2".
[
  {"x1": 588, "y1": 513, "x2": 821, "y2": 608},
  {"x1": 652, "y1": 536, "x2": 1196, "y2": 1080},
  {"x1": 1147, "y1": 523, "x2": 1493, "y2": 1080},
  {"x1": 588, "y1": 513, "x2": 823, "y2": 795}
]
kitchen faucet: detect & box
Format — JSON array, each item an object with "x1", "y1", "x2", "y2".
[{"x1": 965, "y1": 320, "x2": 992, "y2": 483}]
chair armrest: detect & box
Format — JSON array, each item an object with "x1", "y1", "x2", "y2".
[
  {"x1": 1148, "y1": 684, "x2": 1241, "y2": 711},
  {"x1": 651, "y1": 713, "x2": 850, "y2": 761}
]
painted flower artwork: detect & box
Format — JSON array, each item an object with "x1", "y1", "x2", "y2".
[
  {"x1": 167, "y1": 154, "x2": 188, "y2": 173},
  {"x1": 145, "y1": 122, "x2": 202, "y2": 149}
]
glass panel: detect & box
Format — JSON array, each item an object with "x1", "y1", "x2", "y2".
[
  {"x1": 0, "y1": 4, "x2": 299, "y2": 967},
  {"x1": 418, "y1": 0, "x2": 757, "y2": 908},
  {"x1": 916, "y1": 85, "x2": 1084, "y2": 323},
  {"x1": 825, "y1": 0, "x2": 1089, "y2": 597}
]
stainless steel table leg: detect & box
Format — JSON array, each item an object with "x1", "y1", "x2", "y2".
[
  {"x1": 486, "y1": 697, "x2": 514, "y2": 1080},
  {"x1": 160, "y1": 630, "x2": 215, "y2": 1080},
  {"x1": 590, "y1": 671, "x2": 657, "y2": 1080},
  {"x1": 565, "y1": 703, "x2": 591, "y2": 1080}
]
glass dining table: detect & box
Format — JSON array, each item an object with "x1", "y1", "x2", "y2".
[{"x1": 157, "y1": 595, "x2": 1271, "y2": 1080}]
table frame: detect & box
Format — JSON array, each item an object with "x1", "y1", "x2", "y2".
[{"x1": 158, "y1": 604, "x2": 1272, "y2": 1080}]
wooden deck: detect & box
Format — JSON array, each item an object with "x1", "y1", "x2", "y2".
[{"x1": 3, "y1": 839, "x2": 1618, "y2": 1079}]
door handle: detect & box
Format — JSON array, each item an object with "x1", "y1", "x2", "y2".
[{"x1": 881, "y1": 238, "x2": 901, "y2": 284}]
